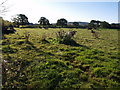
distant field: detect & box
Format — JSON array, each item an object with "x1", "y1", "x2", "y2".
[
  {"x1": 2, "y1": 28, "x2": 120, "y2": 88},
  {"x1": 15, "y1": 28, "x2": 118, "y2": 53}
]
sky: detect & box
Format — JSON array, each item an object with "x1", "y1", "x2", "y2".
[{"x1": 0, "y1": 0, "x2": 119, "y2": 24}]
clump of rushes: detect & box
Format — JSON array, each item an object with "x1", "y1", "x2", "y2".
[
  {"x1": 41, "y1": 33, "x2": 49, "y2": 44},
  {"x1": 56, "y1": 29, "x2": 66, "y2": 41},
  {"x1": 55, "y1": 29, "x2": 77, "y2": 45},
  {"x1": 24, "y1": 31, "x2": 30, "y2": 43}
]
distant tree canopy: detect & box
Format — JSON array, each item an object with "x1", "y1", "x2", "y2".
[
  {"x1": 100, "y1": 21, "x2": 110, "y2": 28},
  {"x1": 88, "y1": 20, "x2": 113, "y2": 29},
  {"x1": 73, "y1": 22, "x2": 79, "y2": 27},
  {"x1": 56, "y1": 18, "x2": 68, "y2": 27},
  {"x1": 12, "y1": 14, "x2": 29, "y2": 27},
  {"x1": 110, "y1": 23, "x2": 120, "y2": 29},
  {"x1": 38, "y1": 17, "x2": 50, "y2": 26},
  {"x1": 88, "y1": 20, "x2": 101, "y2": 29}
]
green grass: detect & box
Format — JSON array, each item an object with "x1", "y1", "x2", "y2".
[
  {"x1": 13, "y1": 28, "x2": 119, "y2": 53},
  {"x1": 2, "y1": 28, "x2": 120, "y2": 89}
]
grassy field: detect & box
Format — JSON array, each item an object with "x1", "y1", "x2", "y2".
[{"x1": 2, "y1": 28, "x2": 120, "y2": 88}]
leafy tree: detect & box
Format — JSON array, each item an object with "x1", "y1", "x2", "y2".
[
  {"x1": 73, "y1": 22, "x2": 79, "y2": 27},
  {"x1": 88, "y1": 20, "x2": 96, "y2": 28},
  {"x1": 12, "y1": 14, "x2": 29, "y2": 27},
  {"x1": 110, "y1": 23, "x2": 120, "y2": 29},
  {"x1": 100, "y1": 21, "x2": 110, "y2": 28},
  {"x1": 56, "y1": 18, "x2": 68, "y2": 27},
  {"x1": 38, "y1": 17, "x2": 50, "y2": 25},
  {"x1": 88, "y1": 23, "x2": 93, "y2": 28},
  {"x1": 88, "y1": 20, "x2": 101, "y2": 29},
  {"x1": 96, "y1": 20, "x2": 101, "y2": 28},
  {"x1": 3, "y1": 20, "x2": 13, "y2": 27},
  {"x1": 1, "y1": 19, "x2": 16, "y2": 34}
]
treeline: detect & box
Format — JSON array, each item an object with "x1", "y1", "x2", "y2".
[
  {"x1": 2, "y1": 14, "x2": 120, "y2": 30},
  {"x1": 10, "y1": 14, "x2": 88, "y2": 29},
  {"x1": 88, "y1": 20, "x2": 120, "y2": 29}
]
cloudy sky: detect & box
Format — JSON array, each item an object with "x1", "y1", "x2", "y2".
[{"x1": 0, "y1": 0, "x2": 119, "y2": 24}]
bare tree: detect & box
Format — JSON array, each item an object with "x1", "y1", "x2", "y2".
[{"x1": 0, "y1": 0, "x2": 8, "y2": 15}]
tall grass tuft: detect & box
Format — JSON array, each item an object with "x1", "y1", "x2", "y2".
[
  {"x1": 41, "y1": 33, "x2": 49, "y2": 44},
  {"x1": 55, "y1": 29, "x2": 77, "y2": 45},
  {"x1": 24, "y1": 31, "x2": 30, "y2": 43}
]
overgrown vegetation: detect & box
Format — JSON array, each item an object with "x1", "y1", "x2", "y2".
[
  {"x1": 55, "y1": 29, "x2": 79, "y2": 46},
  {"x1": 2, "y1": 28, "x2": 120, "y2": 89}
]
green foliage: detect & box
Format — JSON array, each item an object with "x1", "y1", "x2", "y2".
[
  {"x1": 3, "y1": 20, "x2": 13, "y2": 27},
  {"x1": 92, "y1": 67, "x2": 110, "y2": 77},
  {"x1": 73, "y1": 22, "x2": 79, "y2": 27},
  {"x1": 100, "y1": 21, "x2": 110, "y2": 28},
  {"x1": 88, "y1": 20, "x2": 111, "y2": 29},
  {"x1": 88, "y1": 20, "x2": 101, "y2": 29},
  {"x1": 12, "y1": 14, "x2": 29, "y2": 27},
  {"x1": 38, "y1": 17, "x2": 50, "y2": 28},
  {"x1": 56, "y1": 18, "x2": 68, "y2": 27}
]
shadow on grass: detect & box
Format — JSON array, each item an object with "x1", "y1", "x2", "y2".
[
  {"x1": 25, "y1": 41, "x2": 37, "y2": 49},
  {"x1": 41, "y1": 39, "x2": 50, "y2": 44},
  {"x1": 62, "y1": 39, "x2": 89, "y2": 48}
]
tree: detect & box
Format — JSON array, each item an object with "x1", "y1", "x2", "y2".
[
  {"x1": 100, "y1": 21, "x2": 110, "y2": 28},
  {"x1": 0, "y1": 0, "x2": 13, "y2": 34},
  {"x1": 0, "y1": 0, "x2": 8, "y2": 15},
  {"x1": 56, "y1": 18, "x2": 68, "y2": 27},
  {"x1": 12, "y1": 14, "x2": 29, "y2": 27},
  {"x1": 110, "y1": 23, "x2": 120, "y2": 29},
  {"x1": 3, "y1": 20, "x2": 13, "y2": 27},
  {"x1": 73, "y1": 22, "x2": 79, "y2": 27},
  {"x1": 38, "y1": 17, "x2": 50, "y2": 26},
  {"x1": 95, "y1": 20, "x2": 101, "y2": 28},
  {"x1": 88, "y1": 20, "x2": 96, "y2": 28},
  {"x1": 88, "y1": 20, "x2": 101, "y2": 29}
]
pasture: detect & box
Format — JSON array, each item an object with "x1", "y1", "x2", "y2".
[{"x1": 2, "y1": 28, "x2": 120, "y2": 88}]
